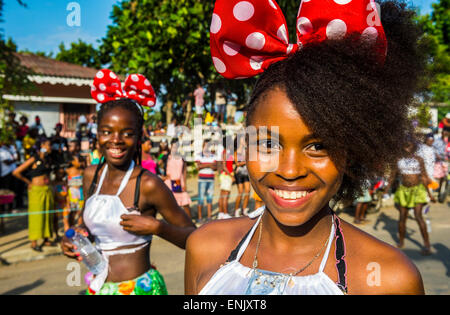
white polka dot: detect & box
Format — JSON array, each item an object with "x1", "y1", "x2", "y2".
[
  {"x1": 96, "y1": 71, "x2": 104, "y2": 79},
  {"x1": 326, "y1": 19, "x2": 347, "y2": 40},
  {"x1": 223, "y1": 41, "x2": 240, "y2": 56},
  {"x1": 250, "y1": 56, "x2": 264, "y2": 71},
  {"x1": 210, "y1": 13, "x2": 222, "y2": 34},
  {"x1": 144, "y1": 79, "x2": 151, "y2": 86},
  {"x1": 361, "y1": 26, "x2": 378, "y2": 44},
  {"x1": 112, "y1": 82, "x2": 120, "y2": 88},
  {"x1": 131, "y1": 74, "x2": 139, "y2": 82},
  {"x1": 212, "y1": 57, "x2": 226, "y2": 74},
  {"x1": 245, "y1": 32, "x2": 266, "y2": 50},
  {"x1": 99, "y1": 83, "x2": 107, "y2": 91},
  {"x1": 268, "y1": 0, "x2": 277, "y2": 9},
  {"x1": 128, "y1": 90, "x2": 137, "y2": 95},
  {"x1": 139, "y1": 95, "x2": 145, "y2": 99},
  {"x1": 116, "y1": 90, "x2": 123, "y2": 96},
  {"x1": 91, "y1": 85, "x2": 96, "y2": 91},
  {"x1": 109, "y1": 72, "x2": 117, "y2": 79},
  {"x1": 97, "y1": 93, "x2": 105, "y2": 101},
  {"x1": 286, "y1": 44, "x2": 294, "y2": 54},
  {"x1": 297, "y1": 17, "x2": 313, "y2": 35},
  {"x1": 130, "y1": 85, "x2": 137, "y2": 90},
  {"x1": 333, "y1": 0, "x2": 352, "y2": 4},
  {"x1": 147, "y1": 100, "x2": 155, "y2": 106},
  {"x1": 233, "y1": 1, "x2": 254, "y2": 22},
  {"x1": 142, "y1": 89, "x2": 150, "y2": 95},
  {"x1": 277, "y1": 24, "x2": 288, "y2": 44}
]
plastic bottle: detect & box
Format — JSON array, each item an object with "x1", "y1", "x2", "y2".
[{"x1": 65, "y1": 229, "x2": 107, "y2": 275}]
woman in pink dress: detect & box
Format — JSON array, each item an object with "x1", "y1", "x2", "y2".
[
  {"x1": 141, "y1": 137, "x2": 157, "y2": 174},
  {"x1": 164, "y1": 139, "x2": 192, "y2": 218}
]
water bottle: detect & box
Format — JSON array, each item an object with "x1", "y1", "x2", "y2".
[{"x1": 65, "y1": 229, "x2": 107, "y2": 275}]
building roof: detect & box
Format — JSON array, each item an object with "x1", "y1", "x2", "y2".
[{"x1": 15, "y1": 52, "x2": 99, "y2": 79}]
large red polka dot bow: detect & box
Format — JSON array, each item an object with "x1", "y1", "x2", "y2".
[
  {"x1": 210, "y1": 0, "x2": 387, "y2": 79},
  {"x1": 91, "y1": 69, "x2": 156, "y2": 107}
]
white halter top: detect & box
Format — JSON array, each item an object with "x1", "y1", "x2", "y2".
[
  {"x1": 397, "y1": 157, "x2": 421, "y2": 175},
  {"x1": 83, "y1": 161, "x2": 152, "y2": 292},
  {"x1": 199, "y1": 207, "x2": 347, "y2": 295}
]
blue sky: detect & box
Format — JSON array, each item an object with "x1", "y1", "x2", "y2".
[{"x1": 2, "y1": 0, "x2": 438, "y2": 55}]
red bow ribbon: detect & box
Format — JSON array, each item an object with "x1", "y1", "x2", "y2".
[
  {"x1": 210, "y1": 0, "x2": 387, "y2": 79},
  {"x1": 91, "y1": 69, "x2": 156, "y2": 107}
]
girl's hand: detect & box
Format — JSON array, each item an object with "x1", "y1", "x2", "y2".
[
  {"x1": 60, "y1": 227, "x2": 89, "y2": 261},
  {"x1": 120, "y1": 214, "x2": 161, "y2": 236}
]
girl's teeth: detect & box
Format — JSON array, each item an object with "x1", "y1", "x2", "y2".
[{"x1": 275, "y1": 189, "x2": 309, "y2": 200}]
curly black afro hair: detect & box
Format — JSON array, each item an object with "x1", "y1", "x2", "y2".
[{"x1": 246, "y1": 1, "x2": 426, "y2": 203}]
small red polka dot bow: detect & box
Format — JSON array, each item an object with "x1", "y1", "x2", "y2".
[
  {"x1": 91, "y1": 69, "x2": 157, "y2": 107},
  {"x1": 210, "y1": 0, "x2": 387, "y2": 79}
]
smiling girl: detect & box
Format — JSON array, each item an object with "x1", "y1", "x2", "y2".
[
  {"x1": 61, "y1": 70, "x2": 196, "y2": 295},
  {"x1": 185, "y1": 0, "x2": 426, "y2": 295}
]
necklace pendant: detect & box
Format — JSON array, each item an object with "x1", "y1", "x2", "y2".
[{"x1": 288, "y1": 278, "x2": 295, "y2": 288}]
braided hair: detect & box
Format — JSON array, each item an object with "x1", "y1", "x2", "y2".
[{"x1": 87, "y1": 98, "x2": 144, "y2": 197}]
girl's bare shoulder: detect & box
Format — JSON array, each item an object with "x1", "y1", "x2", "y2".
[
  {"x1": 339, "y1": 218, "x2": 424, "y2": 294},
  {"x1": 186, "y1": 217, "x2": 256, "y2": 264}
]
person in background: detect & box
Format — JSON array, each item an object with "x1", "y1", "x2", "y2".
[
  {"x1": 166, "y1": 117, "x2": 177, "y2": 139},
  {"x1": 195, "y1": 139, "x2": 217, "y2": 222},
  {"x1": 432, "y1": 130, "x2": 449, "y2": 196},
  {"x1": 141, "y1": 137, "x2": 157, "y2": 174},
  {"x1": 194, "y1": 83, "x2": 206, "y2": 119},
  {"x1": 13, "y1": 137, "x2": 55, "y2": 251},
  {"x1": 51, "y1": 123, "x2": 68, "y2": 168},
  {"x1": 226, "y1": 91, "x2": 238, "y2": 125},
  {"x1": 0, "y1": 138, "x2": 18, "y2": 214},
  {"x1": 67, "y1": 139, "x2": 81, "y2": 157},
  {"x1": 64, "y1": 154, "x2": 85, "y2": 231},
  {"x1": 31, "y1": 116, "x2": 46, "y2": 137},
  {"x1": 164, "y1": 138, "x2": 192, "y2": 218},
  {"x1": 439, "y1": 112, "x2": 450, "y2": 133},
  {"x1": 16, "y1": 115, "x2": 29, "y2": 162},
  {"x1": 7, "y1": 111, "x2": 19, "y2": 138},
  {"x1": 87, "y1": 114, "x2": 98, "y2": 140},
  {"x1": 218, "y1": 136, "x2": 234, "y2": 219},
  {"x1": 215, "y1": 88, "x2": 227, "y2": 125},
  {"x1": 354, "y1": 180, "x2": 372, "y2": 224},
  {"x1": 88, "y1": 139, "x2": 101, "y2": 166},
  {"x1": 386, "y1": 140, "x2": 436, "y2": 255},
  {"x1": 52, "y1": 166, "x2": 67, "y2": 239},
  {"x1": 157, "y1": 140, "x2": 170, "y2": 177},
  {"x1": 22, "y1": 128, "x2": 38, "y2": 160},
  {"x1": 234, "y1": 135, "x2": 250, "y2": 217}
]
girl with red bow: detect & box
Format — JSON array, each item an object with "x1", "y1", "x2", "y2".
[
  {"x1": 61, "y1": 69, "x2": 196, "y2": 295},
  {"x1": 186, "y1": 0, "x2": 425, "y2": 294}
]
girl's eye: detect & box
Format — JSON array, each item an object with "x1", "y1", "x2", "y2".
[
  {"x1": 306, "y1": 142, "x2": 327, "y2": 155},
  {"x1": 122, "y1": 132, "x2": 136, "y2": 138},
  {"x1": 100, "y1": 130, "x2": 111, "y2": 136},
  {"x1": 258, "y1": 139, "x2": 281, "y2": 152}
]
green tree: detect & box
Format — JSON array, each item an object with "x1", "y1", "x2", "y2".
[
  {"x1": 99, "y1": 0, "x2": 303, "y2": 124},
  {"x1": 417, "y1": 0, "x2": 450, "y2": 104},
  {"x1": 0, "y1": 0, "x2": 34, "y2": 143},
  {"x1": 55, "y1": 39, "x2": 103, "y2": 69}
]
